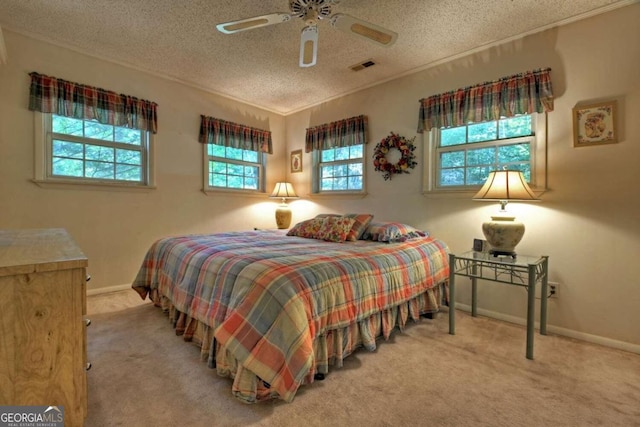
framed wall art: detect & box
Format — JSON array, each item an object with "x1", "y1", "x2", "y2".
[
  {"x1": 572, "y1": 100, "x2": 617, "y2": 147},
  {"x1": 290, "y1": 149, "x2": 302, "y2": 173}
]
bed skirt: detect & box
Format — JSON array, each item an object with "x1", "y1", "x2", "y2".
[{"x1": 147, "y1": 280, "x2": 448, "y2": 403}]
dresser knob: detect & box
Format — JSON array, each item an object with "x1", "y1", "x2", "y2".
[
  {"x1": 86, "y1": 362, "x2": 92, "y2": 371},
  {"x1": 85, "y1": 318, "x2": 91, "y2": 327}
]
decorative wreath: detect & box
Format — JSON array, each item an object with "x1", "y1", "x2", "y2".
[{"x1": 373, "y1": 132, "x2": 418, "y2": 181}]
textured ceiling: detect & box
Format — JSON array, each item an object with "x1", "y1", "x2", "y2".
[{"x1": 0, "y1": 0, "x2": 632, "y2": 115}]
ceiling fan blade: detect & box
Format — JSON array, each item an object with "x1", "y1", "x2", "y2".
[
  {"x1": 329, "y1": 13, "x2": 398, "y2": 47},
  {"x1": 216, "y1": 13, "x2": 291, "y2": 34},
  {"x1": 0, "y1": 25, "x2": 7, "y2": 65},
  {"x1": 299, "y1": 25, "x2": 318, "y2": 68}
]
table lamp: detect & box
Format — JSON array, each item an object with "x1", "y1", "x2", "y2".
[
  {"x1": 269, "y1": 182, "x2": 298, "y2": 229},
  {"x1": 473, "y1": 169, "x2": 539, "y2": 257}
]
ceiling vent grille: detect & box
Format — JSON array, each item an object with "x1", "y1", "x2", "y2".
[{"x1": 350, "y1": 59, "x2": 376, "y2": 72}]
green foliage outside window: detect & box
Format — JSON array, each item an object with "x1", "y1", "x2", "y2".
[
  {"x1": 51, "y1": 115, "x2": 144, "y2": 182},
  {"x1": 319, "y1": 144, "x2": 363, "y2": 191},
  {"x1": 438, "y1": 115, "x2": 533, "y2": 187},
  {"x1": 207, "y1": 144, "x2": 260, "y2": 190}
]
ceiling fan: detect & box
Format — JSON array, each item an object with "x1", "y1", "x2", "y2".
[{"x1": 216, "y1": 0, "x2": 398, "y2": 68}]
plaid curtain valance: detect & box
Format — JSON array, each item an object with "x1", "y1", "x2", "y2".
[
  {"x1": 198, "y1": 115, "x2": 272, "y2": 154},
  {"x1": 305, "y1": 114, "x2": 368, "y2": 153},
  {"x1": 417, "y1": 68, "x2": 553, "y2": 132},
  {"x1": 28, "y1": 72, "x2": 158, "y2": 134}
]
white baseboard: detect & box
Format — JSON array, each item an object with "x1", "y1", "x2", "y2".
[
  {"x1": 455, "y1": 303, "x2": 640, "y2": 355},
  {"x1": 86, "y1": 283, "x2": 132, "y2": 296}
]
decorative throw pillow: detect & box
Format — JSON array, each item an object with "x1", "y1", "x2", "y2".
[
  {"x1": 344, "y1": 213, "x2": 374, "y2": 241},
  {"x1": 315, "y1": 216, "x2": 356, "y2": 243},
  {"x1": 361, "y1": 222, "x2": 428, "y2": 243},
  {"x1": 287, "y1": 218, "x2": 325, "y2": 238}
]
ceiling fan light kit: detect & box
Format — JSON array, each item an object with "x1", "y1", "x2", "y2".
[{"x1": 216, "y1": 0, "x2": 398, "y2": 68}]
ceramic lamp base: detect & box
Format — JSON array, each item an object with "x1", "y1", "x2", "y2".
[
  {"x1": 275, "y1": 204, "x2": 292, "y2": 229},
  {"x1": 481, "y1": 214, "x2": 525, "y2": 257}
]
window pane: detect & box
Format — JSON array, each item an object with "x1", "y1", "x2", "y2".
[
  {"x1": 349, "y1": 145, "x2": 363, "y2": 159},
  {"x1": 321, "y1": 149, "x2": 335, "y2": 162},
  {"x1": 86, "y1": 145, "x2": 114, "y2": 162},
  {"x1": 499, "y1": 116, "x2": 532, "y2": 138},
  {"x1": 52, "y1": 158, "x2": 83, "y2": 177},
  {"x1": 321, "y1": 178, "x2": 335, "y2": 191},
  {"x1": 227, "y1": 164, "x2": 244, "y2": 176},
  {"x1": 348, "y1": 163, "x2": 363, "y2": 175},
  {"x1": 321, "y1": 165, "x2": 335, "y2": 178},
  {"x1": 226, "y1": 147, "x2": 243, "y2": 160},
  {"x1": 440, "y1": 168, "x2": 464, "y2": 186},
  {"x1": 114, "y1": 127, "x2": 142, "y2": 145},
  {"x1": 467, "y1": 147, "x2": 495, "y2": 166},
  {"x1": 116, "y1": 164, "x2": 141, "y2": 181},
  {"x1": 440, "y1": 151, "x2": 464, "y2": 168},
  {"x1": 467, "y1": 166, "x2": 493, "y2": 185},
  {"x1": 334, "y1": 164, "x2": 347, "y2": 177},
  {"x1": 348, "y1": 175, "x2": 363, "y2": 190},
  {"x1": 441, "y1": 126, "x2": 466, "y2": 147},
  {"x1": 116, "y1": 149, "x2": 141, "y2": 165},
  {"x1": 468, "y1": 121, "x2": 497, "y2": 142},
  {"x1": 53, "y1": 140, "x2": 83, "y2": 159},
  {"x1": 335, "y1": 147, "x2": 350, "y2": 161},
  {"x1": 211, "y1": 173, "x2": 227, "y2": 187},
  {"x1": 243, "y1": 150, "x2": 258, "y2": 163},
  {"x1": 53, "y1": 116, "x2": 84, "y2": 136},
  {"x1": 498, "y1": 143, "x2": 530, "y2": 163},
  {"x1": 84, "y1": 121, "x2": 114, "y2": 141},
  {"x1": 227, "y1": 175, "x2": 243, "y2": 188},
  {"x1": 211, "y1": 161, "x2": 227, "y2": 174},
  {"x1": 209, "y1": 144, "x2": 226, "y2": 157},
  {"x1": 85, "y1": 161, "x2": 114, "y2": 179}
]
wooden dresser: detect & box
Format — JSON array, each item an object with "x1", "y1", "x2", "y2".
[{"x1": 0, "y1": 228, "x2": 88, "y2": 426}]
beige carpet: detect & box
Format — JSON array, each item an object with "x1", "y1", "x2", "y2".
[{"x1": 85, "y1": 292, "x2": 640, "y2": 427}]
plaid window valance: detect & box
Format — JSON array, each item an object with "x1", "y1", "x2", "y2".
[
  {"x1": 28, "y1": 72, "x2": 158, "y2": 134},
  {"x1": 305, "y1": 114, "x2": 368, "y2": 153},
  {"x1": 199, "y1": 115, "x2": 272, "y2": 154},
  {"x1": 417, "y1": 68, "x2": 553, "y2": 132}
]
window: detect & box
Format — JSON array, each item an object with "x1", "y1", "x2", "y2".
[
  {"x1": 205, "y1": 144, "x2": 264, "y2": 191},
  {"x1": 313, "y1": 144, "x2": 364, "y2": 192},
  {"x1": 36, "y1": 114, "x2": 153, "y2": 187},
  {"x1": 431, "y1": 115, "x2": 541, "y2": 190}
]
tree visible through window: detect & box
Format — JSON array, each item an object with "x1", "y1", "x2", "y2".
[
  {"x1": 207, "y1": 144, "x2": 262, "y2": 190},
  {"x1": 437, "y1": 115, "x2": 534, "y2": 187},
  {"x1": 50, "y1": 115, "x2": 147, "y2": 183},
  {"x1": 317, "y1": 144, "x2": 363, "y2": 191}
]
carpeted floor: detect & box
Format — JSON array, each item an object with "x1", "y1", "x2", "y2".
[{"x1": 85, "y1": 292, "x2": 640, "y2": 427}]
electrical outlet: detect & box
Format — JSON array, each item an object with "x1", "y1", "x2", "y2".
[
  {"x1": 535, "y1": 281, "x2": 558, "y2": 299},
  {"x1": 548, "y1": 281, "x2": 559, "y2": 298}
]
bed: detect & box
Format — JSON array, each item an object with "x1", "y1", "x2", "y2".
[{"x1": 132, "y1": 218, "x2": 450, "y2": 404}]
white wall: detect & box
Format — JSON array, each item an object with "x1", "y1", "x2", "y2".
[
  {"x1": 1, "y1": 4, "x2": 638, "y2": 350},
  {"x1": 0, "y1": 31, "x2": 288, "y2": 293},
  {"x1": 285, "y1": 4, "x2": 640, "y2": 348}
]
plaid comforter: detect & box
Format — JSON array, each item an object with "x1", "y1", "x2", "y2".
[{"x1": 132, "y1": 230, "x2": 449, "y2": 402}]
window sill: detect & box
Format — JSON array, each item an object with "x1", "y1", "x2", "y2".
[
  {"x1": 308, "y1": 191, "x2": 368, "y2": 200},
  {"x1": 201, "y1": 188, "x2": 267, "y2": 198},
  {"x1": 32, "y1": 179, "x2": 156, "y2": 192}
]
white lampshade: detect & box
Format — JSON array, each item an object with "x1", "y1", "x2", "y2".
[
  {"x1": 269, "y1": 182, "x2": 298, "y2": 229},
  {"x1": 473, "y1": 170, "x2": 539, "y2": 257}
]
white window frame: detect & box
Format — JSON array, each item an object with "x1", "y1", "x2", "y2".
[
  {"x1": 202, "y1": 143, "x2": 266, "y2": 195},
  {"x1": 33, "y1": 112, "x2": 155, "y2": 190},
  {"x1": 423, "y1": 113, "x2": 548, "y2": 197},
  {"x1": 311, "y1": 144, "x2": 366, "y2": 196}
]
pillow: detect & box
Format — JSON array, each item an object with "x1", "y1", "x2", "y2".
[
  {"x1": 314, "y1": 213, "x2": 341, "y2": 219},
  {"x1": 287, "y1": 218, "x2": 325, "y2": 238},
  {"x1": 316, "y1": 216, "x2": 356, "y2": 243},
  {"x1": 361, "y1": 222, "x2": 427, "y2": 243},
  {"x1": 343, "y1": 213, "x2": 374, "y2": 241}
]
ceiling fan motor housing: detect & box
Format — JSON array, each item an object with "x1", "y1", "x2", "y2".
[{"x1": 290, "y1": 0, "x2": 334, "y2": 24}]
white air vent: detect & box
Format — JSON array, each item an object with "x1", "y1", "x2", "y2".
[{"x1": 349, "y1": 59, "x2": 376, "y2": 72}]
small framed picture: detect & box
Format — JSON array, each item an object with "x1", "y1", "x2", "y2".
[
  {"x1": 572, "y1": 100, "x2": 617, "y2": 147},
  {"x1": 291, "y1": 149, "x2": 302, "y2": 173}
]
